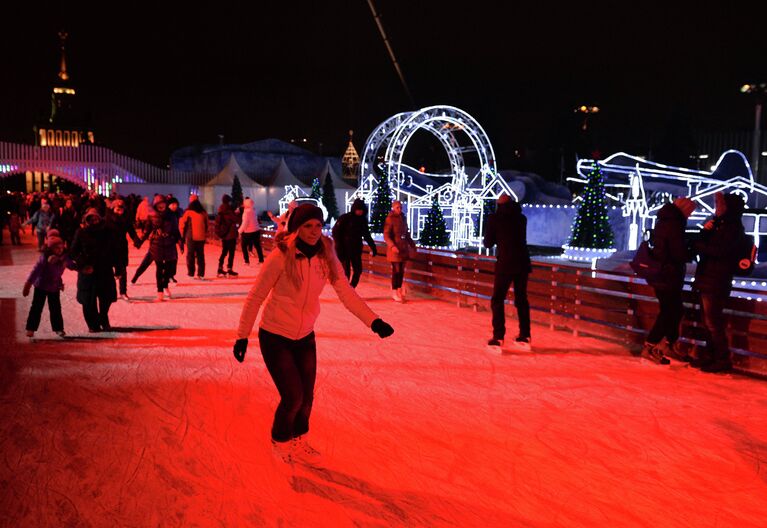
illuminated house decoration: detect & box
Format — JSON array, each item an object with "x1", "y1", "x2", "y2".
[
  {"x1": 571, "y1": 150, "x2": 767, "y2": 253},
  {"x1": 341, "y1": 130, "x2": 360, "y2": 186},
  {"x1": 347, "y1": 105, "x2": 515, "y2": 249},
  {"x1": 36, "y1": 32, "x2": 95, "y2": 149}
]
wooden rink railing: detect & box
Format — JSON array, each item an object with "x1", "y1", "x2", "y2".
[{"x1": 252, "y1": 229, "x2": 767, "y2": 377}]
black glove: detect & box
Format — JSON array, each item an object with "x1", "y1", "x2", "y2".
[
  {"x1": 233, "y1": 338, "x2": 248, "y2": 362},
  {"x1": 371, "y1": 318, "x2": 394, "y2": 338}
]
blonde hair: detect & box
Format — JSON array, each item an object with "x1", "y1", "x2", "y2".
[{"x1": 276, "y1": 232, "x2": 340, "y2": 288}]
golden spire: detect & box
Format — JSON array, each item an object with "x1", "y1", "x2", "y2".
[{"x1": 58, "y1": 31, "x2": 69, "y2": 82}]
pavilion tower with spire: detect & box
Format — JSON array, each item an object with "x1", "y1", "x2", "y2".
[
  {"x1": 35, "y1": 31, "x2": 95, "y2": 148},
  {"x1": 341, "y1": 129, "x2": 360, "y2": 186}
]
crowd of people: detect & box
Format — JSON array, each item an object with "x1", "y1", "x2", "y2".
[{"x1": 2, "y1": 187, "x2": 753, "y2": 464}]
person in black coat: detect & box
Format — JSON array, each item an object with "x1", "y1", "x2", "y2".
[
  {"x1": 70, "y1": 208, "x2": 119, "y2": 332},
  {"x1": 641, "y1": 197, "x2": 695, "y2": 364},
  {"x1": 53, "y1": 198, "x2": 80, "y2": 248},
  {"x1": 331, "y1": 198, "x2": 378, "y2": 287},
  {"x1": 483, "y1": 194, "x2": 532, "y2": 350},
  {"x1": 105, "y1": 199, "x2": 141, "y2": 300},
  {"x1": 691, "y1": 192, "x2": 748, "y2": 373}
]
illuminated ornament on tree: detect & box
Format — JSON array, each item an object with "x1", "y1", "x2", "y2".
[
  {"x1": 419, "y1": 196, "x2": 451, "y2": 247},
  {"x1": 346, "y1": 105, "x2": 515, "y2": 250},
  {"x1": 369, "y1": 167, "x2": 393, "y2": 233},
  {"x1": 563, "y1": 163, "x2": 616, "y2": 260}
]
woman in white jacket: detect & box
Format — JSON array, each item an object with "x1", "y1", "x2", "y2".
[
  {"x1": 238, "y1": 197, "x2": 263, "y2": 265},
  {"x1": 233, "y1": 204, "x2": 394, "y2": 463}
]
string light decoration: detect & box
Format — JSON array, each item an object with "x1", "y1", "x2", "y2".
[
  {"x1": 419, "y1": 196, "x2": 451, "y2": 247},
  {"x1": 566, "y1": 163, "x2": 615, "y2": 252},
  {"x1": 370, "y1": 169, "x2": 393, "y2": 233},
  {"x1": 321, "y1": 172, "x2": 340, "y2": 220}
]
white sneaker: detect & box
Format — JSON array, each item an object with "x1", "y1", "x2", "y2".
[
  {"x1": 164, "y1": 287, "x2": 172, "y2": 299},
  {"x1": 512, "y1": 337, "x2": 532, "y2": 352},
  {"x1": 155, "y1": 292, "x2": 164, "y2": 302},
  {"x1": 271, "y1": 440, "x2": 295, "y2": 465},
  {"x1": 392, "y1": 288, "x2": 403, "y2": 302},
  {"x1": 291, "y1": 436, "x2": 321, "y2": 463},
  {"x1": 119, "y1": 293, "x2": 130, "y2": 301}
]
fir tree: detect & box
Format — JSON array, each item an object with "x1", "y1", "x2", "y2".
[
  {"x1": 420, "y1": 196, "x2": 451, "y2": 247},
  {"x1": 310, "y1": 177, "x2": 322, "y2": 200},
  {"x1": 231, "y1": 174, "x2": 243, "y2": 210},
  {"x1": 321, "y1": 172, "x2": 340, "y2": 220},
  {"x1": 370, "y1": 173, "x2": 393, "y2": 233},
  {"x1": 568, "y1": 163, "x2": 614, "y2": 249}
]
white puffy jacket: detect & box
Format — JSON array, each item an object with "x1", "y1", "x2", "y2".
[
  {"x1": 238, "y1": 199, "x2": 260, "y2": 234},
  {"x1": 237, "y1": 236, "x2": 378, "y2": 340}
]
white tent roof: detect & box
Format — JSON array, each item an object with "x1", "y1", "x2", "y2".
[
  {"x1": 269, "y1": 157, "x2": 307, "y2": 188},
  {"x1": 321, "y1": 159, "x2": 354, "y2": 189},
  {"x1": 206, "y1": 154, "x2": 263, "y2": 187}
]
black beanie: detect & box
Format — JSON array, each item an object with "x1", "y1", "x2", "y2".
[{"x1": 287, "y1": 203, "x2": 324, "y2": 233}]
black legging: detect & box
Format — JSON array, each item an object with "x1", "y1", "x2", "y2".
[
  {"x1": 391, "y1": 262, "x2": 406, "y2": 289},
  {"x1": 26, "y1": 288, "x2": 63, "y2": 332},
  {"x1": 341, "y1": 252, "x2": 364, "y2": 288},
  {"x1": 186, "y1": 240, "x2": 206, "y2": 277},
  {"x1": 241, "y1": 231, "x2": 264, "y2": 264},
  {"x1": 490, "y1": 270, "x2": 531, "y2": 341},
  {"x1": 131, "y1": 251, "x2": 153, "y2": 282},
  {"x1": 156, "y1": 259, "x2": 177, "y2": 292},
  {"x1": 258, "y1": 328, "x2": 317, "y2": 443},
  {"x1": 647, "y1": 287, "x2": 683, "y2": 345},
  {"x1": 218, "y1": 239, "x2": 236, "y2": 270}
]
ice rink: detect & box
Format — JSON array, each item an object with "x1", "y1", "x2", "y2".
[{"x1": 1, "y1": 235, "x2": 766, "y2": 527}]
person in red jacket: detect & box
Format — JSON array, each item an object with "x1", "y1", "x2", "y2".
[{"x1": 232, "y1": 204, "x2": 394, "y2": 464}]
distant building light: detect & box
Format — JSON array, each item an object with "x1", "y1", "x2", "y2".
[
  {"x1": 698, "y1": 154, "x2": 709, "y2": 159},
  {"x1": 762, "y1": 151, "x2": 767, "y2": 156},
  {"x1": 53, "y1": 87, "x2": 76, "y2": 95}
]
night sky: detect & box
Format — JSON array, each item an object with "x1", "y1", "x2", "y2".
[{"x1": 1, "y1": 2, "x2": 764, "y2": 177}]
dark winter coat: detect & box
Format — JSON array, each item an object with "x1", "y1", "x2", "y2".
[
  {"x1": 332, "y1": 201, "x2": 377, "y2": 258},
  {"x1": 70, "y1": 223, "x2": 119, "y2": 305},
  {"x1": 54, "y1": 207, "x2": 79, "y2": 244},
  {"x1": 383, "y1": 212, "x2": 413, "y2": 263},
  {"x1": 216, "y1": 203, "x2": 239, "y2": 241},
  {"x1": 483, "y1": 201, "x2": 532, "y2": 275},
  {"x1": 105, "y1": 210, "x2": 140, "y2": 268},
  {"x1": 26, "y1": 252, "x2": 75, "y2": 293},
  {"x1": 648, "y1": 203, "x2": 691, "y2": 290},
  {"x1": 140, "y1": 213, "x2": 181, "y2": 262},
  {"x1": 693, "y1": 198, "x2": 747, "y2": 295}
]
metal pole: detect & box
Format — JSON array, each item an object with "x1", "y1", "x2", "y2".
[{"x1": 753, "y1": 102, "x2": 762, "y2": 183}]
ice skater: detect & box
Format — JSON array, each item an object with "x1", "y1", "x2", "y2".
[
  {"x1": 483, "y1": 194, "x2": 532, "y2": 351},
  {"x1": 383, "y1": 200, "x2": 415, "y2": 302},
  {"x1": 232, "y1": 203, "x2": 394, "y2": 464},
  {"x1": 70, "y1": 208, "x2": 119, "y2": 332},
  {"x1": 136, "y1": 199, "x2": 182, "y2": 302},
  {"x1": 332, "y1": 198, "x2": 378, "y2": 288},
  {"x1": 23, "y1": 234, "x2": 74, "y2": 338}
]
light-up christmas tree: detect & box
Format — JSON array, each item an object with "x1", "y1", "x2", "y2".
[
  {"x1": 567, "y1": 163, "x2": 614, "y2": 250},
  {"x1": 231, "y1": 174, "x2": 243, "y2": 211},
  {"x1": 321, "y1": 173, "x2": 340, "y2": 220},
  {"x1": 420, "y1": 196, "x2": 451, "y2": 247},
  {"x1": 310, "y1": 177, "x2": 322, "y2": 200},
  {"x1": 370, "y1": 173, "x2": 393, "y2": 233}
]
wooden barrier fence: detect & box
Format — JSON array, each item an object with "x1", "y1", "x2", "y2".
[{"x1": 248, "y1": 230, "x2": 767, "y2": 377}]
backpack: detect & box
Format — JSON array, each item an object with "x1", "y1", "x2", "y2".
[
  {"x1": 214, "y1": 214, "x2": 229, "y2": 239},
  {"x1": 734, "y1": 234, "x2": 757, "y2": 276},
  {"x1": 630, "y1": 240, "x2": 664, "y2": 283}
]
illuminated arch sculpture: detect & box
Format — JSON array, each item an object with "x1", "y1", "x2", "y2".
[{"x1": 348, "y1": 105, "x2": 515, "y2": 249}]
